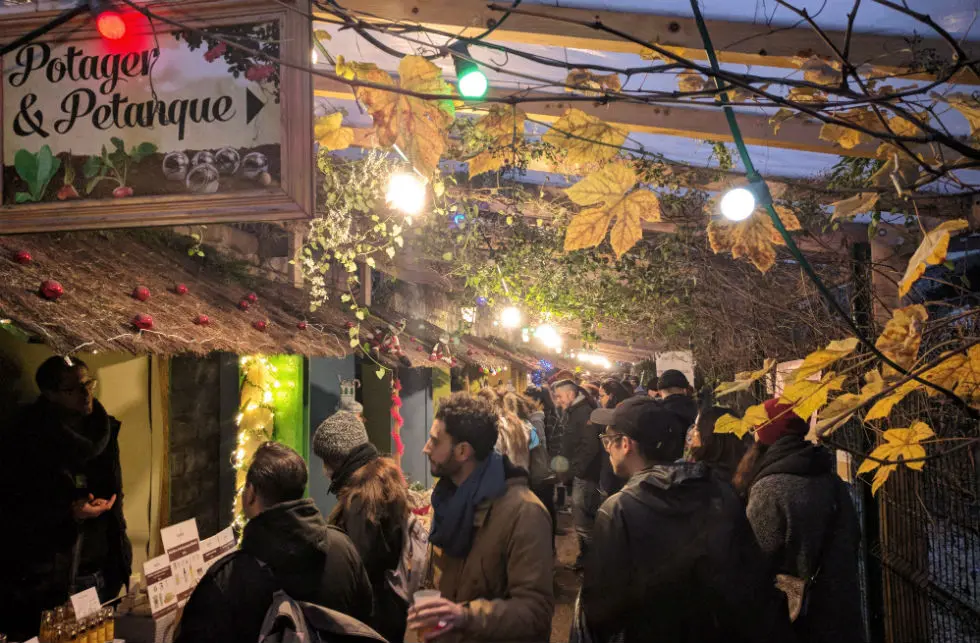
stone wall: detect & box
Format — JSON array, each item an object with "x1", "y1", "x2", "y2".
[{"x1": 169, "y1": 354, "x2": 227, "y2": 538}]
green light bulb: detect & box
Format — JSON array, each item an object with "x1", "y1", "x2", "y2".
[{"x1": 458, "y1": 68, "x2": 488, "y2": 98}]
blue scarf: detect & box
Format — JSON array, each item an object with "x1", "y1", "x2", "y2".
[{"x1": 429, "y1": 452, "x2": 508, "y2": 558}]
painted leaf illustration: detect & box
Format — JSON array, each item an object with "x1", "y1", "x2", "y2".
[
  {"x1": 714, "y1": 403, "x2": 769, "y2": 439},
  {"x1": 830, "y1": 192, "x2": 879, "y2": 221},
  {"x1": 792, "y1": 337, "x2": 860, "y2": 383},
  {"x1": 714, "y1": 358, "x2": 775, "y2": 397},
  {"x1": 565, "y1": 69, "x2": 622, "y2": 95},
  {"x1": 563, "y1": 163, "x2": 662, "y2": 256},
  {"x1": 780, "y1": 372, "x2": 847, "y2": 419},
  {"x1": 817, "y1": 369, "x2": 886, "y2": 435},
  {"x1": 897, "y1": 219, "x2": 969, "y2": 297},
  {"x1": 543, "y1": 108, "x2": 628, "y2": 166},
  {"x1": 943, "y1": 93, "x2": 980, "y2": 138},
  {"x1": 876, "y1": 304, "x2": 928, "y2": 380},
  {"x1": 314, "y1": 112, "x2": 354, "y2": 151},
  {"x1": 468, "y1": 106, "x2": 527, "y2": 178},
  {"x1": 707, "y1": 205, "x2": 801, "y2": 272},
  {"x1": 352, "y1": 55, "x2": 455, "y2": 177},
  {"x1": 677, "y1": 70, "x2": 707, "y2": 93},
  {"x1": 857, "y1": 422, "x2": 935, "y2": 494}
]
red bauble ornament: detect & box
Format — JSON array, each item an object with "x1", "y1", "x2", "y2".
[
  {"x1": 450, "y1": 358, "x2": 458, "y2": 367},
  {"x1": 133, "y1": 313, "x2": 154, "y2": 330},
  {"x1": 238, "y1": 300, "x2": 250, "y2": 311},
  {"x1": 253, "y1": 320, "x2": 268, "y2": 332},
  {"x1": 297, "y1": 321, "x2": 308, "y2": 330},
  {"x1": 246, "y1": 292, "x2": 258, "y2": 303},
  {"x1": 417, "y1": 346, "x2": 425, "y2": 353},
  {"x1": 39, "y1": 280, "x2": 63, "y2": 300},
  {"x1": 429, "y1": 353, "x2": 437, "y2": 362},
  {"x1": 14, "y1": 250, "x2": 32, "y2": 265},
  {"x1": 195, "y1": 314, "x2": 211, "y2": 326},
  {"x1": 174, "y1": 283, "x2": 188, "y2": 295},
  {"x1": 344, "y1": 321, "x2": 355, "y2": 329},
  {"x1": 132, "y1": 286, "x2": 150, "y2": 301}
]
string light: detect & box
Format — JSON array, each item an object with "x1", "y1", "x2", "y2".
[
  {"x1": 577, "y1": 352, "x2": 612, "y2": 370},
  {"x1": 720, "y1": 187, "x2": 755, "y2": 222},
  {"x1": 533, "y1": 324, "x2": 562, "y2": 350},
  {"x1": 500, "y1": 306, "x2": 522, "y2": 329},
  {"x1": 232, "y1": 354, "x2": 281, "y2": 531},
  {"x1": 386, "y1": 172, "x2": 427, "y2": 215}
]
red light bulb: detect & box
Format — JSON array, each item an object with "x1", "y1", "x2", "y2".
[{"x1": 96, "y1": 12, "x2": 126, "y2": 40}]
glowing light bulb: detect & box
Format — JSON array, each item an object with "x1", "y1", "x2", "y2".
[
  {"x1": 534, "y1": 324, "x2": 562, "y2": 350},
  {"x1": 500, "y1": 306, "x2": 522, "y2": 329},
  {"x1": 311, "y1": 49, "x2": 319, "y2": 65},
  {"x1": 386, "y1": 172, "x2": 426, "y2": 215},
  {"x1": 458, "y1": 68, "x2": 488, "y2": 98},
  {"x1": 720, "y1": 187, "x2": 755, "y2": 222},
  {"x1": 96, "y1": 11, "x2": 126, "y2": 41}
]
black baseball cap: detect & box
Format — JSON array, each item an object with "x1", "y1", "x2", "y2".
[
  {"x1": 658, "y1": 369, "x2": 691, "y2": 390},
  {"x1": 590, "y1": 397, "x2": 687, "y2": 461}
]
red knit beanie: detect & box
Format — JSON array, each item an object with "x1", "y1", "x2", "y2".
[{"x1": 756, "y1": 398, "x2": 810, "y2": 445}]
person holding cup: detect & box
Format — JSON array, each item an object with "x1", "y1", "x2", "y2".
[{"x1": 408, "y1": 393, "x2": 554, "y2": 642}]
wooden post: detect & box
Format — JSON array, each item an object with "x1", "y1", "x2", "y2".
[{"x1": 358, "y1": 262, "x2": 373, "y2": 308}]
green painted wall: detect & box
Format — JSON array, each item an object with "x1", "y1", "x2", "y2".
[{"x1": 268, "y1": 354, "x2": 307, "y2": 461}]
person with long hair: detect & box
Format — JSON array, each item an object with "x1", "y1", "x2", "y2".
[
  {"x1": 734, "y1": 399, "x2": 864, "y2": 643},
  {"x1": 687, "y1": 406, "x2": 750, "y2": 485},
  {"x1": 477, "y1": 388, "x2": 531, "y2": 470},
  {"x1": 312, "y1": 402, "x2": 410, "y2": 643},
  {"x1": 503, "y1": 392, "x2": 557, "y2": 551},
  {"x1": 597, "y1": 379, "x2": 632, "y2": 498}
]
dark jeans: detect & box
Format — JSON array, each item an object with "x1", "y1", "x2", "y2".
[
  {"x1": 571, "y1": 477, "x2": 601, "y2": 566},
  {"x1": 532, "y1": 483, "x2": 557, "y2": 552}
]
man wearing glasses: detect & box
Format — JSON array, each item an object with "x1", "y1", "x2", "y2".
[
  {"x1": 0, "y1": 356, "x2": 131, "y2": 641},
  {"x1": 580, "y1": 397, "x2": 795, "y2": 643}
]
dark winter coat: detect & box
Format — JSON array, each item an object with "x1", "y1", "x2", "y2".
[
  {"x1": 660, "y1": 393, "x2": 699, "y2": 430},
  {"x1": 174, "y1": 498, "x2": 374, "y2": 643},
  {"x1": 746, "y1": 436, "x2": 865, "y2": 643},
  {"x1": 560, "y1": 395, "x2": 602, "y2": 482},
  {"x1": 0, "y1": 399, "x2": 131, "y2": 640},
  {"x1": 582, "y1": 463, "x2": 796, "y2": 643},
  {"x1": 328, "y1": 453, "x2": 409, "y2": 643}
]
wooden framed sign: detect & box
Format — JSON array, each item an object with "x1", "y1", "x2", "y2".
[{"x1": 0, "y1": 0, "x2": 313, "y2": 232}]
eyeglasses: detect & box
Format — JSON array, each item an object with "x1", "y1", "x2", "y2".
[
  {"x1": 599, "y1": 431, "x2": 626, "y2": 446},
  {"x1": 59, "y1": 380, "x2": 97, "y2": 395}
]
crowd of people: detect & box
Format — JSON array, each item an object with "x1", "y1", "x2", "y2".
[{"x1": 0, "y1": 356, "x2": 865, "y2": 643}]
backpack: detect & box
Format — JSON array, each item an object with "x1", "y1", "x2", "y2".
[
  {"x1": 258, "y1": 590, "x2": 388, "y2": 643},
  {"x1": 385, "y1": 513, "x2": 430, "y2": 603}
]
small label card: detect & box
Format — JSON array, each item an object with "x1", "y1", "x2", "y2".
[
  {"x1": 70, "y1": 587, "x2": 101, "y2": 620},
  {"x1": 143, "y1": 554, "x2": 178, "y2": 618},
  {"x1": 160, "y1": 519, "x2": 205, "y2": 605},
  {"x1": 200, "y1": 526, "x2": 236, "y2": 572}
]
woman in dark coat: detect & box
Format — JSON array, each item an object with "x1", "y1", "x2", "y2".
[
  {"x1": 687, "y1": 406, "x2": 750, "y2": 485},
  {"x1": 735, "y1": 398, "x2": 865, "y2": 643}
]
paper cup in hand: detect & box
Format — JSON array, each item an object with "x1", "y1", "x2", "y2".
[{"x1": 412, "y1": 590, "x2": 446, "y2": 637}]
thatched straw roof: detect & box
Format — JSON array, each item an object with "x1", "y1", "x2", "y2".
[{"x1": 0, "y1": 229, "x2": 355, "y2": 358}]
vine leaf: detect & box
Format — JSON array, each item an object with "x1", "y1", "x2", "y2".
[
  {"x1": 350, "y1": 55, "x2": 455, "y2": 177},
  {"x1": 865, "y1": 379, "x2": 922, "y2": 421},
  {"x1": 707, "y1": 205, "x2": 801, "y2": 272},
  {"x1": 800, "y1": 56, "x2": 841, "y2": 86},
  {"x1": 468, "y1": 106, "x2": 526, "y2": 179},
  {"x1": 770, "y1": 108, "x2": 797, "y2": 134},
  {"x1": 870, "y1": 144, "x2": 921, "y2": 189},
  {"x1": 830, "y1": 192, "x2": 879, "y2": 221},
  {"x1": 857, "y1": 421, "x2": 934, "y2": 495},
  {"x1": 875, "y1": 304, "x2": 928, "y2": 380},
  {"x1": 565, "y1": 69, "x2": 622, "y2": 95},
  {"x1": 942, "y1": 93, "x2": 980, "y2": 138},
  {"x1": 792, "y1": 337, "x2": 860, "y2": 383},
  {"x1": 563, "y1": 163, "x2": 662, "y2": 256},
  {"x1": 714, "y1": 403, "x2": 769, "y2": 439},
  {"x1": 817, "y1": 370, "x2": 885, "y2": 434},
  {"x1": 819, "y1": 107, "x2": 876, "y2": 149},
  {"x1": 677, "y1": 70, "x2": 707, "y2": 93},
  {"x1": 543, "y1": 108, "x2": 627, "y2": 166},
  {"x1": 714, "y1": 358, "x2": 775, "y2": 397},
  {"x1": 897, "y1": 219, "x2": 969, "y2": 297},
  {"x1": 313, "y1": 112, "x2": 354, "y2": 151},
  {"x1": 780, "y1": 371, "x2": 847, "y2": 419}
]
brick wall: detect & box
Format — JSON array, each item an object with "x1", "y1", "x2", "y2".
[{"x1": 169, "y1": 354, "x2": 227, "y2": 538}]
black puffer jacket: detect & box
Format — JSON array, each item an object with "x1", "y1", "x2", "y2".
[
  {"x1": 660, "y1": 393, "x2": 699, "y2": 431},
  {"x1": 0, "y1": 399, "x2": 131, "y2": 641},
  {"x1": 560, "y1": 395, "x2": 602, "y2": 482},
  {"x1": 747, "y1": 437, "x2": 865, "y2": 643},
  {"x1": 582, "y1": 463, "x2": 796, "y2": 643},
  {"x1": 174, "y1": 499, "x2": 374, "y2": 643}
]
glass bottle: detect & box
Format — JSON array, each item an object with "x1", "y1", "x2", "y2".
[
  {"x1": 54, "y1": 606, "x2": 67, "y2": 629},
  {"x1": 103, "y1": 607, "x2": 115, "y2": 642},
  {"x1": 40, "y1": 610, "x2": 55, "y2": 643},
  {"x1": 85, "y1": 618, "x2": 98, "y2": 643},
  {"x1": 95, "y1": 612, "x2": 106, "y2": 643},
  {"x1": 51, "y1": 625, "x2": 65, "y2": 643}
]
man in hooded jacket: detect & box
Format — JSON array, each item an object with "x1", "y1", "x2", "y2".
[
  {"x1": 656, "y1": 369, "x2": 699, "y2": 428},
  {"x1": 0, "y1": 357, "x2": 131, "y2": 641},
  {"x1": 581, "y1": 397, "x2": 796, "y2": 643},
  {"x1": 174, "y1": 442, "x2": 373, "y2": 643}
]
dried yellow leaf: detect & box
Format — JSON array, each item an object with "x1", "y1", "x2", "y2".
[
  {"x1": 876, "y1": 305, "x2": 928, "y2": 380},
  {"x1": 857, "y1": 422, "x2": 934, "y2": 495},
  {"x1": 542, "y1": 108, "x2": 627, "y2": 166},
  {"x1": 707, "y1": 207, "x2": 800, "y2": 273},
  {"x1": 953, "y1": 344, "x2": 980, "y2": 404},
  {"x1": 793, "y1": 337, "x2": 860, "y2": 383},
  {"x1": 800, "y1": 56, "x2": 841, "y2": 86},
  {"x1": 714, "y1": 358, "x2": 776, "y2": 397},
  {"x1": 565, "y1": 69, "x2": 622, "y2": 95},
  {"x1": 944, "y1": 93, "x2": 980, "y2": 138},
  {"x1": 353, "y1": 55, "x2": 455, "y2": 177},
  {"x1": 870, "y1": 464, "x2": 897, "y2": 495},
  {"x1": 563, "y1": 164, "x2": 661, "y2": 256},
  {"x1": 819, "y1": 107, "x2": 877, "y2": 149},
  {"x1": 865, "y1": 380, "x2": 922, "y2": 421},
  {"x1": 677, "y1": 70, "x2": 708, "y2": 93},
  {"x1": 770, "y1": 108, "x2": 797, "y2": 135},
  {"x1": 817, "y1": 369, "x2": 886, "y2": 434},
  {"x1": 715, "y1": 403, "x2": 769, "y2": 439},
  {"x1": 897, "y1": 219, "x2": 969, "y2": 297},
  {"x1": 313, "y1": 112, "x2": 354, "y2": 151},
  {"x1": 468, "y1": 106, "x2": 527, "y2": 179},
  {"x1": 830, "y1": 192, "x2": 879, "y2": 221},
  {"x1": 780, "y1": 371, "x2": 847, "y2": 419},
  {"x1": 869, "y1": 144, "x2": 922, "y2": 189},
  {"x1": 787, "y1": 86, "x2": 827, "y2": 104}
]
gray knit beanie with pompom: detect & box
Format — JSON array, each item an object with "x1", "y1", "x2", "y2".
[{"x1": 313, "y1": 399, "x2": 368, "y2": 467}]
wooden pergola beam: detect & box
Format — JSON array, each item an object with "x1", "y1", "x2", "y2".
[{"x1": 316, "y1": 1, "x2": 980, "y2": 84}]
